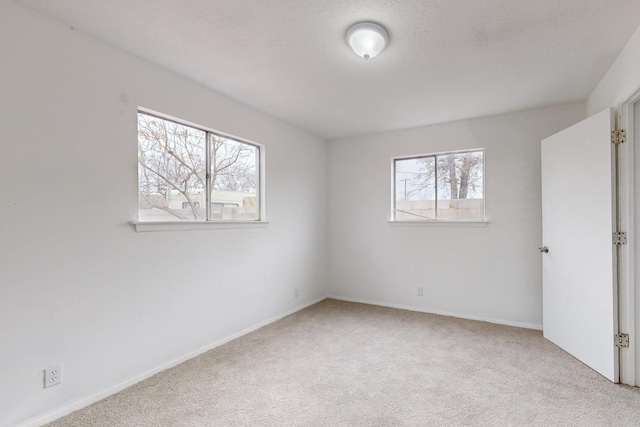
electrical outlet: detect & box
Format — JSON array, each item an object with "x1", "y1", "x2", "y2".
[
  {"x1": 294, "y1": 288, "x2": 299, "y2": 297},
  {"x1": 417, "y1": 287, "x2": 424, "y2": 296},
  {"x1": 44, "y1": 364, "x2": 63, "y2": 388}
]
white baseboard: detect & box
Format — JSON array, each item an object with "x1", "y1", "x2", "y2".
[
  {"x1": 18, "y1": 297, "x2": 326, "y2": 427},
  {"x1": 327, "y1": 295, "x2": 543, "y2": 331}
]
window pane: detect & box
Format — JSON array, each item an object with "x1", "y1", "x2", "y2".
[
  {"x1": 137, "y1": 113, "x2": 207, "y2": 221},
  {"x1": 209, "y1": 135, "x2": 259, "y2": 220},
  {"x1": 436, "y1": 151, "x2": 484, "y2": 220},
  {"x1": 395, "y1": 157, "x2": 436, "y2": 220}
]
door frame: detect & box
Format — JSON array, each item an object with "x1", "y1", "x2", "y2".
[{"x1": 617, "y1": 88, "x2": 640, "y2": 386}]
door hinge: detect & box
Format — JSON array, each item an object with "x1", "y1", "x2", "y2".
[
  {"x1": 611, "y1": 129, "x2": 626, "y2": 144},
  {"x1": 613, "y1": 231, "x2": 627, "y2": 245},
  {"x1": 615, "y1": 333, "x2": 630, "y2": 348}
]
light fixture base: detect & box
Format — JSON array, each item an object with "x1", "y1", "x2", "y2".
[{"x1": 346, "y1": 22, "x2": 389, "y2": 60}]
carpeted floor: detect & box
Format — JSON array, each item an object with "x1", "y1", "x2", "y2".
[{"x1": 46, "y1": 299, "x2": 640, "y2": 426}]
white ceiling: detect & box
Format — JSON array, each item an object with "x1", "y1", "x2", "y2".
[{"x1": 16, "y1": 0, "x2": 640, "y2": 140}]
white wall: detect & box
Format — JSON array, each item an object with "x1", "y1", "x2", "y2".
[
  {"x1": 587, "y1": 25, "x2": 640, "y2": 115},
  {"x1": 587, "y1": 24, "x2": 640, "y2": 387},
  {"x1": 0, "y1": 2, "x2": 328, "y2": 426},
  {"x1": 327, "y1": 104, "x2": 585, "y2": 328}
]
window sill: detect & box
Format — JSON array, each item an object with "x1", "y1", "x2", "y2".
[
  {"x1": 131, "y1": 220, "x2": 270, "y2": 232},
  {"x1": 388, "y1": 220, "x2": 488, "y2": 227}
]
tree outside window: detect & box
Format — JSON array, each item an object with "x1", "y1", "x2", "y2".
[{"x1": 137, "y1": 111, "x2": 260, "y2": 221}]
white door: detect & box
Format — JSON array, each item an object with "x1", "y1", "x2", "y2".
[{"x1": 541, "y1": 108, "x2": 618, "y2": 382}]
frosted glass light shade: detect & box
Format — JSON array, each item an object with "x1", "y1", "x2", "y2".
[{"x1": 346, "y1": 22, "x2": 389, "y2": 60}]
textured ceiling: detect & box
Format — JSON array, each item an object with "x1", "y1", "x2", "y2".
[{"x1": 16, "y1": 0, "x2": 640, "y2": 140}]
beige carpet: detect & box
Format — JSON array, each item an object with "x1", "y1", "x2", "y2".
[{"x1": 46, "y1": 299, "x2": 640, "y2": 426}]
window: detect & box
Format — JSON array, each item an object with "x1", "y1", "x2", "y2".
[
  {"x1": 137, "y1": 110, "x2": 261, "y2": 222},
  {"x1": 393, "y1": 149, "x2": 484, "y2": 221}
]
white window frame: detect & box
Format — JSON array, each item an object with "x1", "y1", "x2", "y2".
[
  {"x1": 132, "y1": 108, "x2": 267, "y2": 232},
  {"x1": 390, "y1": 148, "x2": 487, "y2": 226}
]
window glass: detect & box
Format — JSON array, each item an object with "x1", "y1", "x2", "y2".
[
  {"x1": 436, "y1": 151, "x2": 484, "y2": 220},
  {"x1": 395, "y1": 156, "x2": 436, "y2": 220},
  {"x1": 209, "y1": 135, "x2": 259, "y2": 220},
  {"x1": 137, "y1": 111, "x2": 261, "y2": 222},
  {"x1": 393, "y1": 150, "x2": 484, "y2": 221}
]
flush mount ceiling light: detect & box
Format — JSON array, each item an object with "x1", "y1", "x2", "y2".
[{"x1": 346, "y1": 22, "x2": 389, "y2": 60}]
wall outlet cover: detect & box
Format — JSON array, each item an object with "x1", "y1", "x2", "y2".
[{"x1": 44, "y1": 364, "x2": 63, "y2": 388}]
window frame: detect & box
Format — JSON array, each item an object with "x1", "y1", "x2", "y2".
[
  {"x1": 132, "y1": 108, "x2": 267, "y2": 232},
  {"x1": 391, "y1": 148, "x2": 486, "y2": 224}
]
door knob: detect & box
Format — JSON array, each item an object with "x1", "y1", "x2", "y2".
[{"x1": 539, "y1": 246, "x2": 549, "y2": 253}]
